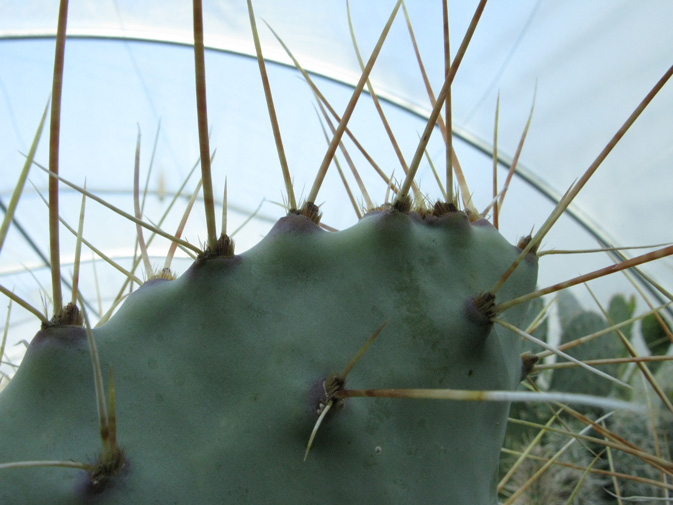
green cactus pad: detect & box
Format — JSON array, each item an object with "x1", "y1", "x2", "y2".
[
  {"x1": 0, "y1": 209, "x2": 537, "y2": 504},
  {"x1": 551, "y1": 293, "x2": 634, "y2": 400}
]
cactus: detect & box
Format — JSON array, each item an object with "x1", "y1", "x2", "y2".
[
  {"x1": 549, "y1": 292, "x2": 632, "y2": 400},
  {"x1": 0, "y1": 210, "x2": 539, "y2": 504},
  {"x1": 1, "y1": 1, "x2": 672, "y2": 504},
  {"x1": 504, "y1": 290, "x2": 673, "y2": 503}
]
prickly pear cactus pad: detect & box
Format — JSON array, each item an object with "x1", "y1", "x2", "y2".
[{"x1": 0, "y1": 209, "x2": 536, "y2": 504}]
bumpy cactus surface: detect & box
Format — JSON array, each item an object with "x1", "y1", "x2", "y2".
[{"x1": 0, "y1": 211, "x2": 536, "y2": 504}]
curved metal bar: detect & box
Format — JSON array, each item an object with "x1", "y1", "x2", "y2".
[{"x1": 2, "y1": 32, "x2": 669, "y2": 313}]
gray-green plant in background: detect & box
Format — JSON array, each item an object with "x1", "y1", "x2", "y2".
[{"x1": 505, "y1": 290, "x2": 673, "y2": 503}]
